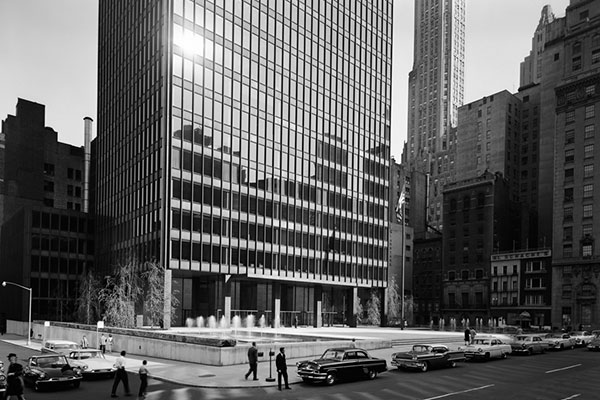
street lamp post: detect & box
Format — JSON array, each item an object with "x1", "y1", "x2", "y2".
[{"x1": 2, "y1": 281, "x2": 32, "y2": 346}]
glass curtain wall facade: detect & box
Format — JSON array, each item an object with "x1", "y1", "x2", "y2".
[{"x1": 97, "y1": 0, "x2": 392, "y2": 326}]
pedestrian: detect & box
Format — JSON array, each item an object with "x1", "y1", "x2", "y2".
[
  {"x1": 0, "y1": 313, "x2": 6, "y2": 336},
  {"x1": 81, "y1": 334, "x2": 89, "y2": 349},
  {"x1": 244, "y1": 342, "x2": 258, "y2": 380},
  {"x1": 470, "y1": 327, "x2": 477, "y2": 343},
  {"x1": 107, "y1": 333, "x2": 114, "y2": 353},
  {"x1": 275, "y1": 347, "x2": 291, "y2": 391},
  {"x1": 111, "y1": 350, "x2": 132, "y2": 398},
  {"x1": 5, "y1": 353, "x2": 25, "y2": 400},
  {"x1": 464, "y1": 327, "x2": 471, "y2": 346},
  {"x1": 100, "y1": 333, "x2": 107, "y2": 354},
  {"x1": 138, "y1": 360, "x2": 149, "y2": 399}
]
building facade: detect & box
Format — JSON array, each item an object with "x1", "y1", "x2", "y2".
[
  {"x1": 97, "y1": 0, "x2": 393, "y2": 327},
  {"x1": 552, "y1": 0, "x2": 600, "y2": 331},
  {"x1": 413, "y1": 235, "x2": 442, "y2": 325},
  {"x1": 490, "y1": 249, "x2": 552, "y2": 328},
  {"x1": 406, "y1": 0, "x2": 465, "y2": 231}
]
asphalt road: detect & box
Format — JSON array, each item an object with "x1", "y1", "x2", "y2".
[{"x1": 2, "y1": 338, "x2": 598, "y2": 400}]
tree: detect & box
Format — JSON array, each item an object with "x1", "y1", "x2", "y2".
[
  {"x1": 386, "y1": 276, "x2": 401, "y2": 326},
  {"x1": 99, "y1": 260, "x2": 142, "y2": 328},
  {"x1": 76, "y1": 270, "x2": 101, "y2": 325},
  {"x1": 141, "y1": 260, "x2": 180, "y2": 327},
  {"x1": 366, "y1": 290, "x2": 381, "y2": 326},
  {"x1": 355, "y1": 295, "x2": 364, "y2": 324}
]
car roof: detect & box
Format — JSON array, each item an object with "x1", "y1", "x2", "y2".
[
  {"x1": 44, "y1": 339, "x2": 78, "y2": 345},
  {"x1": 70, "y1": 349, "x2": 101, "y2": 352},
  {"x1": 325, "y1": 347, "x2": 366, "y2": 352},
  {"x1": 30, "y1": 354, "x2": 67, "y2": 359}
]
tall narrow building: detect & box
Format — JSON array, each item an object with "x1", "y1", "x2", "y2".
[
  {"x1": 406, "y1": 0, "x2": 466, "y2": 231},
  {"x1": 97, "y1": 1, "x2": 393, "y2": 327}
]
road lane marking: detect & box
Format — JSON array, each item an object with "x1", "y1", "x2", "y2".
[
  {"x1": 561, "y1": 395, "x2": 581, "y2": 400},
  {"x1": 423, "y1": 384, "x2": 495, "y2": 400},
  {"x1": 545, "y1": 364, "x2": 582, "y2": 374}
]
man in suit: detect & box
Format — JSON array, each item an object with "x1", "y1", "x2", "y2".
[
  {"x1": 244, "y1": 342, "x2": 258, "y2": 380},
  {"x1": 275, "y1": 347, "x2": 291, "y2": 390}
]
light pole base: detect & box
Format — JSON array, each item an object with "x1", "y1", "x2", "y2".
[{"x1": 265, "y1": 377, "x2": 276, "y2": 382}]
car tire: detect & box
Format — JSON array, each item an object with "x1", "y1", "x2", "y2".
[
  {"x1": 420, "y1": 362, "x2": 429, "y2": 372},
  {"x1": 325, "y1": 372, "x2": 336, "y2": 386},
  {"x1": 570, "y1": 344, "x2": 575, "y2": 350},
  {"x1": 449, "y1": 361, "x2": 457, "y2": 368},
  {"x1": 501, "y1": 352, "x2": 508, "y2": 359},
  {"x1": 527, "y1": 348, "x2": 533, "y2": 356},
  {"x1": 560, "y1": 344, "x2": 564, "y2": 350},
  {"x1": 484, "y1": 353, "x2": 490, "y2": 361},
  {"x1": 302, "y1": 378, "x2": 311, "y2": 383},
  {"x1": 368, "y1": 369, "x2": 378, "y2": 379}
]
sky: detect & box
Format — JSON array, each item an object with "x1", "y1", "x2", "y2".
[{"x1": 0, "y1": 0, "x2": 571, "y2": 160}]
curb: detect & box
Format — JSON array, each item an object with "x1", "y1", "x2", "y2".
[{"x1": 149, "y1": 374, "x2": 302, "y2": 389}]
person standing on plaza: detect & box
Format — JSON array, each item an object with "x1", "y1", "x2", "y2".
[
  {"x1": 111, "y1": 350, "x2": 132, "y2": 398},
  {"x1": 81, "y1": 334, "x2": 89, "y2": 349},
  {"x1": 138, "y1": 360, "x2": 149, "y2": 399},
  {"x1": 464, "y1": 327, "x2": 471, "y2": 346},
  {"x1": 470, "y1": 327, "x2": 477, "y2": 343},
  {"x1": 275, "y1": 347, "x2": 291, "y2": 391},
  {"x1": 5, "y1": 353, "x2": 25, "y2": 400},
  {"x1": 244, "y1": 342, "x2": 258, "y2": 380},
  {"x1": 100, "y1": 333, "x2": 107, "y2": 354},
  {"x1": 107, "y1": 333, "x2": 114, "y2": 353}
]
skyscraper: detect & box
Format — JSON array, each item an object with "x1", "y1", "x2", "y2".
[
  {"x1": 406, "y1": 0, "x2": 465, "y2": 230},
  {"x1": 97, "y1": 0, "x2": 393, "y2": 327}
]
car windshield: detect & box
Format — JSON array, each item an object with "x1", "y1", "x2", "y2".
[
  {"x1": 515, "y1": 336, "x2": 529, "y2": 341},
  {"x1": 55, "y1": 344, "x2": 79, "y2": 349},
  {"x1": 71, "y1": 351, "x2": 104, "y2": 360},
  {"x1": 34, "y1": 356, "x2": 68, "y2": 368},
  {"x1": 546, "y1": 334, "x2": 562, "y2": 338},
  {"x1": 412, "y1": 345, "x2": 432, "y2": 352},
  {"x1": 572, "y1": 331, "x2": 589, "y2": 336},
  {"x1": 320, "y1": 350, "x2": 344, "y2": 361},
  {"x1": 472, "y1": 339, "x2": 491, "y2": 346}
]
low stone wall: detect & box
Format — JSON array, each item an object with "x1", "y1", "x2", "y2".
[{"x1": 28, "y1": 322, "x2": 390, "y2": 366}]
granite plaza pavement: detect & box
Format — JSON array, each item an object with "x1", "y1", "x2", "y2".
[{"x1": 1, "y1": 327, "x2": 464, "y2": 388}]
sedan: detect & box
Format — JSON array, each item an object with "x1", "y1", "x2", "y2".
[
  {"x1": 297, "y1": 348, "x2": 387, "y2": 385},
  {"x1": 543, "y1": 333, "x2": 576, "y2": 350},
  {"x1": 66, "y1": 349, "x2": 116, "y2": 379},
  {"x1": 569, "y1": 331, "x2": 593, "y2": 347},
  {"x1": 24, "y1": 355, "x2": 83, "y2": 391},
  {"x1": 461, "y1": 338, "x2": 512, "y2": 361},
  {"x1": 510, "y1": 335, "x2": 549, "y2": 355}
]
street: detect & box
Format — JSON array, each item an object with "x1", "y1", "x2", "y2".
[{"x1": 2, "y1": 339, "x2": 598, "y2": 400}]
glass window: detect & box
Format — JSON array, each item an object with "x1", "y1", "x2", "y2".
[
  {"x1": 583, "y1": 203, "x2": 593, "y2": 218},
  {"x1": 585, "y1": 143, "x2": 594, "y2": 158},
  {"x1": 586, "y1": 105, "x2": 595, "y2": 119},
  {"x1": 584, "y1": 184, "x2": 594, "y2": 198}
]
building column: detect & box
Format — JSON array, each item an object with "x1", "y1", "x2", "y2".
[
  {"x1": 379, "y1": 287, "x2": 387, "y2": 327},
  {"x1": 224, "y1": 276, "x2": 232, "y2": 327},
  {"x1": 313, "y1": 286, "x2": 323, "y2": 328},
  {"x1": 347, "y1": 287, "x2": 358, "y2": 328},
  {"x1": 162, "y1": 269, "x2": 172, "y2": 329},
  {"x1": 271, "y1": 282, "x2": 281, "y2": 328}
]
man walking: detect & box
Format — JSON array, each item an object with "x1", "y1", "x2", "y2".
[
  {"x1": 138, "y1": 360, "x2": 149, "y2": 399},
  {"x1": 464, "y1": 327, "x2": 471, "y2": 345},
  {"x1": 275, "y1": 347, "x2": 291, "y2": 391},
  {"x1": 244, "y1": 342, "x2": 258, "y2": 380},
  {"x1": 111, "y1": 350, "x2": 132, "y2": 397},
  {"x1": 100, "y1": 333, "x2": 107, "y2": 354},
  {"x1": 107, "y1": 334, "x2": 114, "y2": 353},
  {"x1": 81, "y1": 335, "x2": 89, "y2": 349},
  {"x1": 5, "y1": 353, "x2": 25, "y2": 400}
]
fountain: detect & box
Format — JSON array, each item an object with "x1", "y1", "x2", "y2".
[
  {"x1": 231, "y1": 315, "x2": 241, "y2": 335},
  {"x1": 196, "y1": 316, "x2": 205, "y2": 328},
  {"x1": 185, "y1": 317, "x2": 194, "y2": 328},
  {"x1": 208, "y1": 315, "x2": 217, "y2": 330},
  {"x1": 219, "y1": 315, "x2": 229, "y2": 329},
  {"x1": 258, "y1": 314, "x2": 266, "y2": 329},
  {"x1": 246, "y1": 314, "x2": 255, "y2": 336}
]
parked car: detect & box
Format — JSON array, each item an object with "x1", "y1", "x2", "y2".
[
  {"x1": 0, "y1": 360, "x2": 6, "y2": 395},
  {"x1": 569, "y1": 331, "x2": 593, "y2": 347},
  {"x1": 510, "y1": 335, "x2": 549, "y2": 355},
  {"x1": 296, "y1": 348, "x2": 387, "y2": 385},
  {"x1": 41, "y1": 340, "x2": 80, "y2": 355},
  {"x1": 586, "y1": 331, "x2": 600, "y2": 351},
  {"x1": 461, "y1": 337, "x2": 512, "y2": 361},
  {"x1": 66, "y1": 349, "x2": 116, "y2": 379},
  {"x1": 543, "y1": 333, "x2": 576, "y2": 350},
  {"x1": 23, "y1": 355, "x2": 82, "y2": 391},
  {"x1": 391, "y1": 344, "x2": 465, "y2": 372}
]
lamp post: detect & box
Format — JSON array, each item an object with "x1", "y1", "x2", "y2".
[{"x1": 2, "y1": 281, "x2": 32, "y2": 346}]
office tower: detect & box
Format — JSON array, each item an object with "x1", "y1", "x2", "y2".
[
  {"x1": 551, "y1": 0, "x2": 600, "y2": 330},
  {"x1": 0, "y1": 99, "x2": 94, "y2": 322},
  {"x1": 406, "y1": 0, "x2": 465, "y2": 230},
  {"x1": 97, "y1": 0, "x2": 393, "y2": 327}
]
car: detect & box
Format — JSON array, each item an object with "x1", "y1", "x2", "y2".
[
  {"x1": 0, "y1": 360, "x2": 6, "y2": 395},
  {"x1": 510, "y1": 335, "x2": 549, "y2": 355},
  {"x1": 23, "y1": 354, "x2": 83, "y2": 391},
  {"x1": 542, "y1": 333, "x2": 576, "y2": 350},
  {"x1": 66, "y1": 349, "x2": 116, "y2": 379},
  {"x1": 461, "y1": 337, "x2": 512, "y2": 361},
  {"x1": 391, "y1": 344, "x2": 465, "y2": 372},
  {"x1": 41, "y1": 339, "x2": 80, "y2": 355},
  {"x1": 586, "y1": 330, "x2": 600, "y2": 351},
  {"x1": 296, "y1": 347, "x2": 387, "y2": 385},
  {"x1": 569, "y1": 331, "x2": 593, "y2": 347}
]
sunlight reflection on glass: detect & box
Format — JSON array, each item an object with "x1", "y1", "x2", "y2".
[{"x1": 173, "y1": 25, "x2": 205, "y2": 57}]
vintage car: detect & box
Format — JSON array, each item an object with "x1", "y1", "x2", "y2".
[
  {"x1": 66, "y1": 349, "x2": 116, "y2": 379},
  {"x1": 586, "y1": 331, "x2": 600, "y2": 351},
  {"x1": 391, "y1": 344, "x2": 465, "y2": 372},
  {"x1": 0, "y1": 360, "x2": 6, "y2": 395},
  {"x1": 461, "y1": 337, "x2": 512, "y2": 360},
  {"x1": 23, "y1": 354, "x2": 82, "y2": 391},
  {"x1": 510, "y1": 335, "x2": 549, "y2": 355},
  {"x1": 542, "y1": 333, "x2": 576, "y2": 350},
  {"x1": 569, "y1": 331, "x2": 593, "y2": 347},
  {"x1": 41, "y1": 339, "x2": 81, "y2": 355},
  {"x1": 296, "y1": 348, "x2": 387, "y2": 385}
]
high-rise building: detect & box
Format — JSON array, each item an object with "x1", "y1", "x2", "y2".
[
  {"x1": 405, "y1": 0, "x2": 465, "y2": 230},
  {"x1": 97, "y1": 0, "x2": 393, "y2": 327}
]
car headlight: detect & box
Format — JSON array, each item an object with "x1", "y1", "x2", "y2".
[
  {"x1": 80, "y1": 364, "x2": 89, "y2": 370},
  {"x1": 39, "y1": 373, "x2": 47, "y2": 379},
  {"x1": 477, "y1": 348, "x2": 483, "y2": 353}
]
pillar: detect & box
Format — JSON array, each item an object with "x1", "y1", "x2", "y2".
[
  {"x1": 347, "y1": 287, "x2": 358, "y2": 327},
  {"x1": 224, "y1": 276, "x2": 232, "y2": 327},
  {"x1": 271, "y1": 282, "x2": 281, "y2": 328},
  {"x1": 379, "y1": 287, "x2": 387, "y2": 327},
  {"x1": 163, "y1": 269, "x2": 172, "y2": 329},
  {"x1": 313, "y1": 286, "x2": 323, "y2": 328}
]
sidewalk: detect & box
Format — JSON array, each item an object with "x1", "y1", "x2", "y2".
[{"x1": 1, "y1": 327, "x2": 463, "y2": 388}]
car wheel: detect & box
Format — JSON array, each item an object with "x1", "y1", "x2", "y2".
[
  {"x1": 302, "y1": 378, "x2": 311, "y2": 383},
  {"x1": 325, "y1": 372, "x2": 336, "y2": 386},
  {"x1": 582, "y1": 341, "x2": 586, "y2": 346},
  {"x1": 420, "y1": 362, "x2": 429, "y2": 372},
  {"x1": 501, "y1": 352, "x2": 508, "y2": 359},
  {"x1": 570, "y1": 344, "x2": 575, "y2": 350},
  {"x1": 368, "y1": 369, "x2": 378, "y2": 379},
  {"x1": 560, "y1": 344, "x2": 564, "y2": 350},
  {"x1": 484, "y1": 353, "x2": 490, "y2": 361},
  {"x1": 449, "y1": 361, "x2": 457, "y2": 368},
  {"x1": 527, "y1": 348, "x2": 533, "y2": 356}
]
